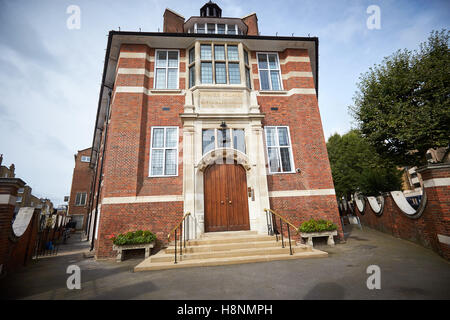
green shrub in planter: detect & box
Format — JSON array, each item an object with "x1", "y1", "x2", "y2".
[
  {"x1": 298, "y1": 219, "x2": 337, "y2": 233},
  {"x1": 110, "y1": 230, "x2": 156, "y2": 246}
]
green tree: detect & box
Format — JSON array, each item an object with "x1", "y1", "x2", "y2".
[
  {"x1": 326, "y1": 130, "x2": 403, "y2": 198},
  {"x1": 350, "y1": 29, "x2": 450, "y2": 166}
]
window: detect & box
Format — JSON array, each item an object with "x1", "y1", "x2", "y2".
[
  {"x1": 264, "y1": 126, "x2": 294, "y2": 173},
  {"x1": 227, "y1": 24, "x2": 237, "y2": 35},
  {"x1": 228, "y1": 63, "x2": 240, "y2": 84},
  {"x1": 245, "y1": 67, "x2": 252, "y2": 89},
  {"x1": 195, "y1": 23, "x2": 240, "y2": 35},
  {"x1": 18, "y1": 188, "x2": 24, "y2": 194},
  {"x1": 189, "y1": 65, "x2": 195, "y2": 88},
  {"x1": 150, "y1": 127, "x2": 179, "y2": 177},
  {"x1": 154, "y1": 50, "x2": 179, "y2": 89},
  {"x1": 199, "y1": 43, "x2": 241, "y2": 85},
  {"x1": 227, "y1": 45, "x2": 239, "y2": 61},
  {"x1": 189, "y1": 47, "x2": 195, "y2": 64},
  {"x1": 80, "y1": 156, "x2": 90, "y2": 162},
  {"x1": 75, "y1": 192, "x2": 87, "y2": 206},
  {"x1": 202, "y1": 128, "x2": 246, "y2": 154},
  {"x1": 16, "y1": 196, "x2": 23, "y2": 203},
  {"x1": 257, "y1": 53, "x2": 282, "y2": 91}
]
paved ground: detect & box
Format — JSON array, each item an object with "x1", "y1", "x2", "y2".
[{"x1": 0, "y1": 225, "x2": 449, "y2": 300}]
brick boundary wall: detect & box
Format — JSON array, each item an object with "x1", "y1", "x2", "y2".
[{"x1": 352, "y1": 164, "x2": 450, "y2": 260}]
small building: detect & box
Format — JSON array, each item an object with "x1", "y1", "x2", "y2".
[
  {"x1": 88, "y1": 2, "x2": 343, "y2": 258},
  {"x1": 67, "y1": 147, "x2": 94, "y2": 231}
]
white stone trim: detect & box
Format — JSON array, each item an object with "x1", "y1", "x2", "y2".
[
  {"x1": 423, "y1": 178, "x2": 450, "y2": 188},
  {"x1": 115, "y1": 86, "x2": 185, "y2": 95},
  {"x1": 257, "y1": 88, "x2": 316, "y2": 96},
  {"x1": 102, "y1": 195, "x2": 184, "y2": 205},
  {"x1": 250, "y1": 56, "x2": 310, "y2": 65},
  {"x1": 119, "y1": 52, "x2": 154, "y2": 62},
  {"x1": 390, "y1": 191, "x2": 416, "y2": 215},
  {"x1": 268, "y1": 189, "x2": 335, "y2": 197},
  {"x1": 437, "y1": 234, "x2": 450, "y2": 246},
  {"x1": 0, "y1": 194, "x2": 16, "y2": 205},
  {"x1": 282, "y1": 71, "x2": 313, "y2": 79},
  {"x1": 117, "y1": 68, "x2": 153, "y2": 78}
]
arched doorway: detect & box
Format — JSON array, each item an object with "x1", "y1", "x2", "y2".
[{"x1": 203, "y1": 161, "x2": 250, "y2": 232}]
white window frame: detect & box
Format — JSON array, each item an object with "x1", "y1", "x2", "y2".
[
  {"x1": 264, "y1": 126, "x2": 295, "y2": 174},
  {"x1": 153, "y1": 49, "x2": 180, "y2": 89},
  {"x1": 149, "y1": 126, "x2": 179, "y2": 177},
  {"x1": 256, "y1": 52, "x2": 283, "y2": 91},
  {"x1": 75, "y1": 192, "x2": 87, "y2": 206}
]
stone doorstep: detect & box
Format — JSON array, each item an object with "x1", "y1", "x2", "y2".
[
  {"x1": 150, "y1": 245, "x2": 312, "y2": 263},
  {"x1": 165, "y1": 240, "x2": 286, "y2": 254},
  {"x1": 174, "y1": 234, "x2": 276, "y2": 246},
  {"x1": 134, "y1": 250, "x2": 328, "y2": 272}
]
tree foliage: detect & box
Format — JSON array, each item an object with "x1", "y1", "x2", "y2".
[
  {"x1": 326, "y1": 130, "x2": 403, "y2": 198},
  {"x1": 350, "y1": 29, "x2": 450, "y2": 166}
]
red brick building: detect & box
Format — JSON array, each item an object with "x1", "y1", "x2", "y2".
[
  {"x1": 68, "y1": 147, "x2": 93, "y2": 230},
  {"x1": 88, "y1": 2, "x2": 343, "y2": 258}
]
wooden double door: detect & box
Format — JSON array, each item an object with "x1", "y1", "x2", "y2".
[{"x1": 204, "y1": 162, "x2": 250, "y2": 232}]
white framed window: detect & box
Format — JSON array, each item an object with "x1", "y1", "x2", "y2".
[
  {"x1": 80, "y1": 156, "x2": 90, "y2": 162},
  {"x1": 149, "y1": 127, "x2": 179, "y2": 177},
  {"x1": 264, "y1": 126, "x2": 295, "y2": 174},
  {"x1": 202, "y1": 128, "x2": 246, "y2": 154},
  {"x1": 75, "y1": 192, "x2": 87, "y2": 206},
  {"x1": 257, "y1": 53, "x2": 282, "y2": 91},
  {"x1": 194, "y1": 23, "x2": 239, "y2": 35},
  {"x1": 18, "y1": 188, "x2": 24, "y2": 194},
  {"x1": 154, "y1": 50, "x2": 179, "y2": 89},
  {"x1": 16, "y1": 196, "x2": 23, "y2": 203}
]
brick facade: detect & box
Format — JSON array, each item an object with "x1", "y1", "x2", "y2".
[
  {"x1": 68, "y1": 148, "x2": 94, "y2": 230},
  {"x1": 90, "y1": 3, "x2": 342, "y2": 258}
]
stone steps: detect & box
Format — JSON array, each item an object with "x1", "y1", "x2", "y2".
[{"x1": 134, "y1": 231, "x2": 328, "y2": 272}]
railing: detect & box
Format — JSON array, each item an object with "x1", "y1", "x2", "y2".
[
  {"x1": 264, "y1": 208, "x2": 298, "y2": 255},
  {"x1": 167, "y1": 212, "x2": 191, "y2": 264}
]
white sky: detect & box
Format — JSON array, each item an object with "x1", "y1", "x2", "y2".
[{"x1": 0, "y1": 0, "x2": 448, "y2": 205}]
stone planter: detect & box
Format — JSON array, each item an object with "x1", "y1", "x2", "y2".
[
  {"x1": 300, "y1": 230, "x2": 338, "y2": 247},
  {"x1": 112, "y1": 242, "x2": 155, "y2": 262}
]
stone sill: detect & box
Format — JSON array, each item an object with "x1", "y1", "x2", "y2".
[
  {"x1": 258, "y1": 90, "x2": 288, "y2": 95},
  {"x1": 150, "y1": 89, "x2": 183, "y2": 94}
]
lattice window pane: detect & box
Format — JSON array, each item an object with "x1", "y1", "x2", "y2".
[
  {"x1": 156, "y1": 51, "x2": 167, "y2": 67},
  {"x1": 260, "y1": 70, "x2": 270, "y2": 90},
  {"x1": 268, "y1": 147, "x2": 280, "y2": 173},
  {"x1": 215, "y1": 62, "x2": 226, "y2": 84},
  {"x1": 165, "y1": 149, "x2": 177, "y2": 175},
  {"x1": 189, "y1": 47, "x2": 195, "y2": 64},
  {"x1": 152, "y1": 128, "x2": 164, "y2": 148},
  {"x1": 167, "y1": 69, "x2": 178, "y2": 89},
  {"x1": 245, "y1": 67, "x2": 252, "y2": 89},
  {"x1": 227, "y1": 45, "x2": 239, "y2": 61},
  {"x1": 151, "y1": 150, "x2": 164, "y2": 176},
  {"x1": 202, "y1": 129, "x2": 215, "y2": 154},
  {"x1": 227, "y1": 25, "x2": 236, "y2": 35},
  {"x1": 155, "y1": 69, "x2": 166, "y2": 89},
  {"x1": 201, "y1": 44, "x2": 212, "y2": 60},
  {"x1": 228, "y1": 63, "x2": 240, "y2": 84},
  {"x1": 258, "y1": 54, "x2": 268, "y2": 69},
  {"x1": 189, "y1": 66, "x2": 195, "y2": 88},
  {"x1": 270, "y1": 70, "x2": 281, "y2": 90},
  {"x1": 214, "y1": 45, "x2": 225, "y2": 60},
  {"x1": 201, "y1": 62, "x2": 213, "y2": 83},
  {"x1": 165, "y1": 128, "x2": 178, "y2": 148},
  {"x1": 268, "y1": 54, "x2": 278, "y2": 69},
  {"x1": 277, "y1": 127, "x2": 289, "y2": 146},
  {"x1": 217, "y1": 24, "x2": 225, "y2": 34},
  {"x1": 280, "y1": 148, "x2": 292, "y2": 172},
  {"x1": 233, "y1": 129, "x2": 246, "y2": 153},
  {"x1": 266, "y1": 127, "x2": 276, "y2": 146},
  {"x1": 168, "y1": 51, "x2": 178, "y2": 67}
]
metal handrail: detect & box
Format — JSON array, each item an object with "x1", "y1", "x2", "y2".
[
  {"x1": 264, "y1": 208, "x2": 299, "y2": 255},
  {"x1": 264, "y1": 208, "x2": 298, "y2": 231},
  {"x1": 167, "y1": 212, "x2": 191, "y2": 264},
  {"x1": 167, "y1": 212, "x2": 191, "y2": 241}
]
